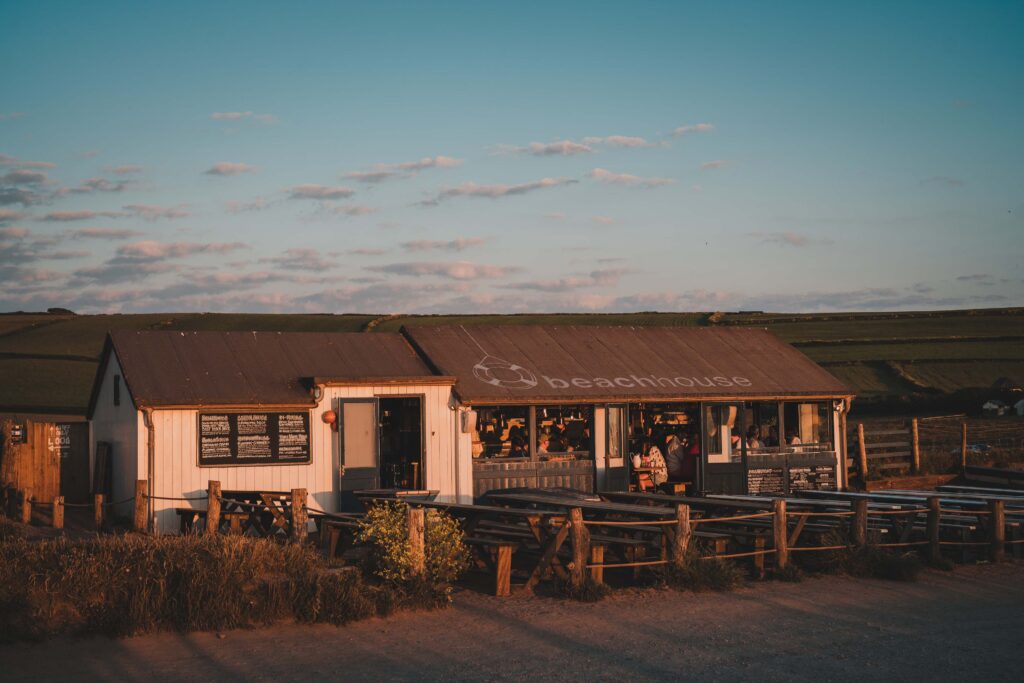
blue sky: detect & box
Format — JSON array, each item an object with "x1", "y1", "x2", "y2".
[{"x1": 1, "y1": 1, "x2": 1021, "y2": 313}]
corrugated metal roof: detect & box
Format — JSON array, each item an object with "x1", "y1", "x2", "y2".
[
  {"x1": 403, "y1": 325, "x2": 852, "y2": 403},
  {"x1": 108, "y1": 331, "x2": 436, "y2": 408}
]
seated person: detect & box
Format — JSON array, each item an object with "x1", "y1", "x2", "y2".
[
  {"x1": 765, "y1": 425, "x2": 780, "y2": 448},
  {"x1": 508, "y1": 436, "x2": 528, "y2": 458},
  {"x1": 664, "y1": 431, "x2": 687, "y2": 481},
  {"x1": 644, "y1": 442, "x2": 669, "y2": 486},
  {"x1": 746, "y1": 425, "x2": 762, "y2": 450},
  {"x1": 786, "y1": 429, "x2": 802, "y2": 446},
  {"x1": 538, "y1": 433, "x2": 551, "y2": 455}
]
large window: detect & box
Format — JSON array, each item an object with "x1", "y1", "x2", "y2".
[
  {"x1": 782, "y1": 402, "x2": 833, "y2": 450},
  {"x1": 472, "y1": 406, "x2": 529, "y2": 459},
  {"x1": 536, "y1": 405, "x2": 594, "y2": 460},
  {"x1": 739, "y1": 401, "x2": 781, "y2": 452}
]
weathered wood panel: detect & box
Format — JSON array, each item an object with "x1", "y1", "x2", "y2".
[
  {"x1": 1, "y1": 421, "x2": 61, "y2": 505},
  {"x1": 472, "y1": 459, "x2": 595, "y2": 497}
]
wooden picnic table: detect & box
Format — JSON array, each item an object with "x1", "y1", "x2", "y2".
[
  {"x1": 600, "y1": 490, "x2": 773, "y2": 512},
  {"x1": 488, "y1": 491, "x2": 678, "y2": 518},
  {"x1": 221, "y1": 489, "x2": 293, "y2": 537},
  {"x1": 363, "y1": 496, "x2": 570, "y2": 592}
]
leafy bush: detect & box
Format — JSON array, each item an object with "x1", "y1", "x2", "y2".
[{"x1": 357, "y1": 501, "x2": 469, "y2": 590}]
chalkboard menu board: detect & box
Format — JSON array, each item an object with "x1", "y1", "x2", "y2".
[
  {"x1": 788, "y1": 465, "x2": 835, "y2": 491},
  {"x1": 198, "y1": 412, "x2": 311, "y2": 466},
  {"x1": 747, "y1": 466, "x2": 786, "y2": 494}
]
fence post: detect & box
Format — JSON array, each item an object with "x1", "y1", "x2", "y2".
[
  {"x1": 672, "y1": 504, "x2": 691, "y2": 567},
  {"x1": 19, "y1": 489, "x2": 32, "y2": 525},
  {"x1": 927, "y1": 496, "x2": 941, "y2": 564},
  {"x1": 94, "y1": 493, "x2": 105, "y2": 531},
  {"x1": 407, "y1": 506, "x2": 425, "y2": 577},
  {"x1": 910, "y1": 418, "x2": 920, "y2": 474},
  {"x1": 569, "y1": 507, "x2": 589, "y2": 589},
  {"x1": 206, "y1": 481, "x2": 221, "y2": 535},
  {"x1": 290, "y1": 488, "x2": 308, "y2": 543},
  {"x1": 989, "y1": 499, "x2": 1005, "y2": 563},
  {"x1": 960, "y1": 423, "x2": 968, "y2": 471},
  {"x1": 52, "y1": 496, "x2": 64, "y2": 529},
  {"x1": 133, "y1": 479, "x2": 148, "y2": 532},
  {"x1": 852, "y1": 499, "x2": 868, "y2": 547},
  {"x1": 773, "y1": 499, "x2": 788, "y2": 571},
  {"x1": 857, "y1": 423, "x2": 868, "y2": 481}
]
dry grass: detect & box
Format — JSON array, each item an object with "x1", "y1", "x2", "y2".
[{"x1": 0, "y1": 532, "x2": 448, "y2": 642}]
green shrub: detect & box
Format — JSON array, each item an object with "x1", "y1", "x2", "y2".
[{"x1": 357, "y1": 501, "x2": 469, "y2": 590}]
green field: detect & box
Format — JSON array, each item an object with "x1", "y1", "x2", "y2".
[{"x1": 0, "y1": 308, "x2": 1021, "y2": 414}]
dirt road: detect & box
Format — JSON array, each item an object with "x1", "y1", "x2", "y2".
[{"x1": 3, "y1": 563, "x2": 1023, "y2": 682}]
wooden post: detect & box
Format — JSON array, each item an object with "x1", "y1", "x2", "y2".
[
  {"x1": 672, "y1": 503, "x2": 691, "y2": 567},
  {"x1": 569, "y1": 507, "x2": 589, "y2": 589},
  {"x1": 52, "y1": 496, "x2": 64, "y2": 529},
  {"x1": 19, "y1": 489, "x2": 32, "y2": 525},
  {"x1": 927, "y1": 496, "x2": 941, "y2": 564},
  {"x1": 910, "y1": 418, "x2": 920, "y2": 474},
  {"x1": 290, "y1": 488, "x2": 308, "y2": 543},
  {"x1": 589, "y1": 545, "x2": 605, "y2": 585},
  {"x1": 773, "y1": 499, "x2": 789, "y2": 571},
  {"x1": 94, "y1": 493, "x2": 105, "y2": 531},
  {"x1": 852, "y1": 499, "x2": 868, "y2": 547},
  {"x1": 856, "y1": 423, "x2": 868, "y2": 480},
  {"x1": 407, "y1": 506, "x2": 425, "y2": 577},
  {"x1": 133, "y1": 479, "x2": 148, "y2": 533},
  {"x1": 206, "y1": 481, "x2": 221, "y2": 535},
  {"x1": 496, "y1": 545, "x2": 513, "y2": 597},
  {"x1": 960, "y1": 422, "x2": 968, "y2": 471},
  {"x1": 839, "y1": 410, "x2": 849, "y2": 488},
  {"x1": 989, "y1": 499, "x2": 1005, "y2": 563}
]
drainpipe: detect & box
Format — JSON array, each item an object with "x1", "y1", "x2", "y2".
[{"x1": 142, "y1": 407, "x2": 155, "y2": 531}]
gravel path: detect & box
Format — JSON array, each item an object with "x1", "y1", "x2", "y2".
[{"x1": 3, "y1": 563, "x2": 1023, "y2": 682}]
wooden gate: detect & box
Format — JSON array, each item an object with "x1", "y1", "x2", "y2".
[{"x1": 849, "y1": 421, "x2": 917, "y2": 480}]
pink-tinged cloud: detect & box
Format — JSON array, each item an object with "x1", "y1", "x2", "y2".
[
  {"x1": 123, "y1": 204, "x2": 190, "y2": 220},
  {"x1": 0, "y1": 153, "x2": 56, "y2": 169},
  {"x1": 401, "y1": 237, "x2": 487, "y2": 252},
  {"x1": 748, "y1": 231, "x2": 832, "y2": 247},
  {"x1": 0, "y1": 226, "x2": 30, "y2": 239},
  {"x1": 0, "y1": 209, "x2": 26, "y2": 224},
  {"x1": 225, "y1": 197, "x2": 270, "y2": 213},
  {"x1": 420, "y1": 177, "x2": 577, "y2": 206},
  {"x1": 114, "y1": 240, "x2": 247, "y2": 262},
  {"x1": 700, "y1": 160, "x2": 731, "y2": 170},
  {"x1": 69, "y1": 177, "x2": 132, "y2": 193},
  {"x1": 287, "y1": 184, "x2": 356, "y2": 200},
  {"x1": 589, "y1": 168, "x2": 674, "y2": 187},
  {"x1": 496, "y1": 140, "x2": 593, "y2": 156},
  {"x1": 259, "y1": 248, "x2": 337, "y2": 272},
  {"x1": 582, "y1": 135, "x2": 654, "y2": 148},
  {"x1": 204, "y1": 161, "x2": 258, "y2": 176},
  {"x1": 367, "y1": 261, "x2": 523, "y2": 280},
  {"x1": 42, "y1": 210, "x2": 126, "y2": 222},
  {"x1": 69, "y1": 228, "x2": 145, "y2": 240},
  {"x1": 1, "y1": 169, "x2": 48, "y2": 185},
  {"x1": 107, "y1": 164, "x2": 143, "y2": 175},
  {"x1": 345, "y1": 155, "x2": 462, "y2": 183},
  {"x1": 673, "y1": 123, "x2": 714, "y2": 137}
]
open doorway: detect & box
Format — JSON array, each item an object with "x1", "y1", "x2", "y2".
[{"x1": 378, "y1": 397, "x2": 424, "y2": 489}]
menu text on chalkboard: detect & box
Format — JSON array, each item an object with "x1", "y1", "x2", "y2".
[{"x1": 198, "y1": 412, "x2": 311, "y2": 466}]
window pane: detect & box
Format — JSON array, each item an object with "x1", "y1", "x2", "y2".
[
  {"x1": 536, "y1": 404, "x2": 594, "y2": 460},
  {"x1": 473, "y1": 406, "x2": 529, "y2": 459}
]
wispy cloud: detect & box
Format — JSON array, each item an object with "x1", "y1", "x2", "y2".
[
  {"x1": 225, "y1": 197, "x2": 270, "y2": 213},
  {"x1": 69, "y1": 177, "x2": 133, "y2": 194},
  {"x1": 589, "y1": 168, "x2": 673, "y2": 187},
  {"x1": 259, "y1": 248, "x2": 337, "y2": 272},
  {"x1": 582, "y1": 135, "x2": 656, "y2": 148},
  {"x1": 210, "y1": 111, "x2": 278, "y2": 124},
  {"x1": 748, "y1": 231, "x2": 833, "y2": 247},
  {"x1": 42, "y1": 210, "x2": 126, "y2": 222},
  {"x1": 0, "y1": 153, "x2": 56, "y2": 169},
  {"x1": 367, "y1": 261, "x2": 522, "y2": 280},
  {"x1": 500, "y1": 268, "x2": 633, "y2": 292},
  {"x1": 124, "y1": 204, "x2": 190, "y2": 220},
  {"x1": 287, "y1": 184, "x2": 356, "y2": 200},
  {"x1": 419, "y1": 177, "x2": 577, "y2": 206},
  {"x1": 345, "y1": 155, "x2": 462, "y2": 183},
  {"x1": 107, "y1": 165, "x2": 143, "y2": 175},
  {"x1": 591, "y1": 216, "x2": 616, "y2": 225},
  {"x1": 204, "y1": 161, "x2": 258, "y2": 176},
  {"x1": 0, "y1": 209, "x2": 26, "y2": 224},
  {"x1": 922, "y1": 176, "x2": 965, "y2": 188},
  {"x1": 494, "y1": 140, "x2": 594, "y2": 156},
  {"x1": 401, "y1": 237, "x2": 487, "y2": 252},
  {"x1": 348, "y1": 247, "x2": 388, "y2": 256},
  {"x1": 69, "y1": 228, "x2": 145, "y2": 240},
  {"x1": 321, "y1": 204, "x2": 376, "y2": 217},
  {"x1": 673, "y1": 123, "x2": 714, "y2": 137},
  {"x1": 700, "y1": 160, "x2": 731, "y2": 170},
  {"x1": 0, "y1": 112, "x2": 26, "y2": 121},
  {"x1": 2, "y1": 169, "x2": 48, "y2": 185},
  {"x1": 112, "y1": 240, "x2": 247, "y2": 263}
]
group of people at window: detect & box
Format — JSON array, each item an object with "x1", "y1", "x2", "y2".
[
  {"x1": 734, "y1": 424, "x2": 804, "y2": 451},
  {"x1": 474, "y1": 406, "x2": 592, "y2": 459},
  {"x1": 635, "y1": 427, "x2": 701, "y2": 487}
]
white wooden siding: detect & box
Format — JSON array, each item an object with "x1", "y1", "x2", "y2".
[
  {"x1": 89, "y1": 352, "x2": 142, "y2": 522},
  {"x1": 145, "y1": 382, "x2": 460, "y2": 532}
]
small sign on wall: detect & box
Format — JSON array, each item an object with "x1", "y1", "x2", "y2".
[{"x1": 197, "y1": 412, "x2": 311, "y2": 466}]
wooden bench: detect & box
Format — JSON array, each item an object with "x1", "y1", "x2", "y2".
[
  {"x1": 321, "y1": 517, "x2": 362, "y2": 559},
  {"x1": 175, "y1": 508, "x2": 249, "y2": 535},
  {"x1": 464, "y1": 537, "x2": 518, "y2": 597}
]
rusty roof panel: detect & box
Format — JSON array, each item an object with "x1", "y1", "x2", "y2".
[
  {"x1": 109, "y1": 331, "x2": 435, "y2": 407},
  {"x1": 402, "y1": 325, "x2": 851, "y2": 403}
]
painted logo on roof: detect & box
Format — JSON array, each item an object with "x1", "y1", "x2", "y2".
[{"x1": 463, "y1": 327, "x2": 538, "y2": 389}]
